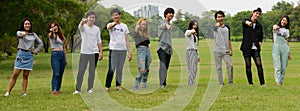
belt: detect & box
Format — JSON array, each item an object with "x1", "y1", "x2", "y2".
[
  {"x1": 137, "y1": 45, "x2": 148, "y2": 48},
  {"x1": 19, "y1": 49, "x2": 30, "y2": 52}
]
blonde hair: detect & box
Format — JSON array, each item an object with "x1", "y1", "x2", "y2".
[{"x1": 135, "y1": 18, "x2": 150, "y2": 38}]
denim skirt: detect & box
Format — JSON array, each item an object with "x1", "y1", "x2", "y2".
[{"x1": 14, "y1": 49, "x2": 34, "y2": 70}]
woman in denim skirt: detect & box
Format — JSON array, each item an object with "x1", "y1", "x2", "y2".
[
  {"x1": 48, "y1": 20, "x2": 67, "y2": 95},
  {"x1": 5, "y1": 18, "x2": 43, "y2": 96}
]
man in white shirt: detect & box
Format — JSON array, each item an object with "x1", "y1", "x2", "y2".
[
  {"x1": 105, "y1": 8, "x2": 132, "y2": 91},
  {"x1": 73, "y1": 11, "x2": 103, "y2": 94}
]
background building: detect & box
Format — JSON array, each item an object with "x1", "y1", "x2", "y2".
[{"x1": 133, "y1": 5, "x2": 159, "y2": 20}]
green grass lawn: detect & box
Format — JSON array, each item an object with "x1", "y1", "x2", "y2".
[{"x1": 0, "y1": 38, "x2": 300, "y2": 111}]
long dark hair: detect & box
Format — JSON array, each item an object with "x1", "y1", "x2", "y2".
[
  {"x1": 277, "y1": 15, "x2": 290, "y2": 29},
  {"x1": 187, "y1": 20, "x2": 199, "y2": 42},
  {"x1": 48, "y1": 20, "x2": 66, "y2": 44},
  {"x1": 20, "y1": 18, "x2": 33, "y2": 33}
]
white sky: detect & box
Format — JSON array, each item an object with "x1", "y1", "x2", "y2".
[{"x1": 99, "y1": 0, "x2": 299, "y2": 17}]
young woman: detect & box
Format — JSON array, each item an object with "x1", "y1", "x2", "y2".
[
  {"x1": 185, "y1": 20, "x2": 200, "y2": 86},
  {"x1": 272, "y1": 15, "x2": 291, "y2": 86},
  {"x1": 48, "y1": 20, "x2": 67, "y2": 95},
  {"x1": 5, "y1": 18, "x2": 43, "y2": 96},
  {"x1": 133, "y1": 18, "x2": 151, "y2": 90}
]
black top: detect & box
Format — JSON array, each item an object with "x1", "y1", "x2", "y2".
[
  {"x1": 240, "y1": 18, "x2": 264, "y2": 53},
  {"x1": 133, "y1": 32, "x2": 150, "y2": 48}
]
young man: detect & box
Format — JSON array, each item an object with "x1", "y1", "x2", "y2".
[
  {"x1": 240, "y1": 8, "x2": 265, "y2": 86},
  {"x1": 212, "y1": 11, "x2": 233, "y2": 85},
  {"x1": 157, "y1": 8, "x2": 175, "y2": 88},
  {"x1": 105, "y1": 8, "x2": 132, "y2": 91},
  {"x1": 73, "y1": 11, "x2": 103, "y2": 94}
]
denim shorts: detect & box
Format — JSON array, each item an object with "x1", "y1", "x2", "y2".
[{"x1": 14, "y1": 49, "x2": 34, "y2": 70}]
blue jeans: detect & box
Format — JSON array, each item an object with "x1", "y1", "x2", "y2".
[
  {"x1": 51, "y1": 51, "x2": 66, "y2": 91},
  {"x1": 135, "y1": 46, "x2": 151, "y2": 85}
]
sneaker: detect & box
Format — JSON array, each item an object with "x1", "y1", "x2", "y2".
[
  {"x1": 116, "y1": 86, "x2": 121, "y2": 91},
  {"x1": 52, "y1": 91, "x2": 58, "y2": 96},
  {"x1": 73, "y1": 90, "x2": 80, "y2": 95},
  {"x1": 87, "y1": 89, "x2": 93, "y2": 93},
  {"x1": 4, "y1": 92, "x2": 9, "y2": 97},
  {"x1": 57, "y1": 91, "x2": 62, "y2": 94},
  {"x1": 134, "y1": 85, "x2": 139, "y2": 90},
  {"x1": 22, "y1": 93, "x2": 27, "y2": 96},
  {"x1": 261, "y1": 84, "x2": 266, "y2": 87},
  {"x1": 160, "y1": 85, "x2": 166, "y2": 89},
  {"x1": 219, "y1": 83, "x2": 225, "y2": 86},
  {"x1": 105, "y1": 87, "x2": 110, "y2": 92},
  {"x1": 142, "y1": 84, "x2": 147, "y2": 89}
]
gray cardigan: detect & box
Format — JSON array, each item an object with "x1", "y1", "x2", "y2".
[{"x1": 17, "y1": 31, "x2": 43, "y2": 53}]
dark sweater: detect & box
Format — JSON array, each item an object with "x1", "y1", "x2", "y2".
[{"x1": 133, "y1": 32, "x2": 150, "y2": 48}]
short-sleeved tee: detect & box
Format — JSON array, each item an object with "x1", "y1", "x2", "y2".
[
  {"x1": 49, "y1": 34, "x2": 64, "y2": 50},
  {"x1": 78, "y1": 24, "x2": 102, "y2": 54},
  {"x1": 273, "y1": 27, "x2": 290, "y2": 43},
  {"x1": 107, "y1": 23, "x2": 129, "y2": 50}
]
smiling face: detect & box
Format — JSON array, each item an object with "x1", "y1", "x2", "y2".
[
  {"x1": 216, "y1": 14, "x2": 224, "y2": 23},
  {"x1": 252, "y1": 11, "x2": 261, "y2": 21},
  {"x1": 165, "y1": 13, "x2": 174, "y2": 21},
  {"x1": 87, "y1": 14, "x2": 95, "y2": 24},
  {"x1": 192, "y1": 22, "x2": 198, "y2": 29},
  {"x1": 51, "y1": 23, "x2": 58, "y2": 32},
  {"x1": 24, "y1": 20, "x2": 31, "y2": 31},
  {"x1": 280, "y1": 17, "x2": 288, "y2": 27},
  {"x1": 139, "y1": 20, "x2": 147, "y2": 31},
  {"x1": 111, "y1": 13, "x2": 121, "y2": 22}
]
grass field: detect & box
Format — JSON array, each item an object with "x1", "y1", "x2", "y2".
[{"x1": 0, "y1": 38, "x2": 300, "y2": 111}]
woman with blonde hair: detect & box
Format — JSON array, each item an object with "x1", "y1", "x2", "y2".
[
  {"x1": 48, "y1": 20, "x2": 67, "y2": 95},
  {"x1": 133, "y1": 18, "x2": 151, "y2": 90}
]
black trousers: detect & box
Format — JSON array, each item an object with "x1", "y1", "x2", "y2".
[
  {"x1": 157, "y1": 48, "x2": 171, "y2": 86},
  {"x1": 242, "y1": 50, "x2": 265, "y2": 85}
]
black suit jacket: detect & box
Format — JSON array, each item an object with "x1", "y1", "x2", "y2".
[{"x1": 240, "y1": 18, "x2": 264, "y2": 54}]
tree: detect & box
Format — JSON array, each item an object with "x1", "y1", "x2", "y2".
[
  {"x1": 0, "y1": 0, "x2": 88, "y2": 54},
  {"x1": 261, "y1": 1, "x2": 294, "y2": 40},
  {"x1": 172, "y1": 9, "x2": 201, "y2": 38},
  {"x1": 229, "y1": 11, "x2": 252, "y2": 36},
  {"x1": 198, "y1": 10, "x2": 216, "y2": 38},
  {"x1": 290, "y1": 4, "x2": 300, "y2": 40},
  {"x1": 149, "y1": 14, "x2": 163, "y2": 38}
]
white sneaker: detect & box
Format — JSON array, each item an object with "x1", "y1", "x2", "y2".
[
  {"x1": 87, "y1": 89, "x2": 93, "y2": 93},
  {"x1": 105, "y1": 87, "x2": 109, "y2": 92},
  {"x1": 4, "y1": 92, "x2": 9, "y2": 97},
  {"x1": 22, "y1": 93, "x2": 27, "y2": 96},
  {"x1": 73, "y1": 90, "x2": 80, "y2": 95}
]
